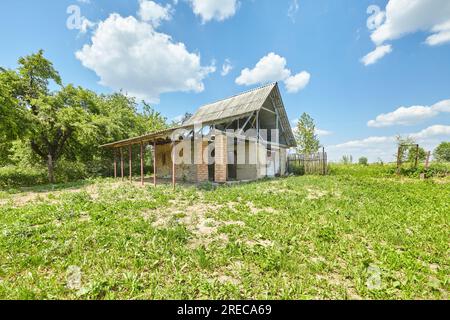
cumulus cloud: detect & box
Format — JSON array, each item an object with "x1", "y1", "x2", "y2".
[
  {"x1": 285, "y1": 71, "x2": 311, "y2": 93},
  {"x1": 235, "y1": 52, "x2": 310, "y2": 93},
  {"x1": 371, "y1": 0, "x2": 450, "y2": 46},
  {"x1": 315, "y1": 129, "x2": 333, "y2": 137},
  {"x1": 410, "y1": 124, "x2": 450, "y2": 139},
  {"x1": 362, "y1": 0, "x2": 450, "y2": 65},
  {"x1": 76, "y1": 13, "x2": 215, "y2": 102},
  {"x1": 221, "y1": 59, "x2": 233, "y2": 76},
  {"x1": 361, "y1": 44, "x2": 392, "y2": 66},
  {"x1": 328, "y1": 125, "x2": 450, "y2": 162},
  {"x1": 138, "y1": 0, "x2": 172, "y2": 27},
  {"x1": 367, "y1": 99, "x2": 450, "y2": 127},
  {"x1": 188, "y1": 0, "x2": 239, "y2": 23}
]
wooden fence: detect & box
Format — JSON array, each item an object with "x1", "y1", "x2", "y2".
[{"x1": 287, "y1": 150, "x2": 328, "y2": 175}]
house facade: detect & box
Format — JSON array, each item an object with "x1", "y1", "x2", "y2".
[{"x1": 101, "y1": 82, "x2": 297, "y2": 184}]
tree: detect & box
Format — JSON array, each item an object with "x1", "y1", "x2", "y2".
[
  {"x1": 341, "y1": 155, "x2": 353, "y2": 164},
  {"x1": 358, "y1": 156, "x2": 368, "y2": 166},
  {"x1": 1, "y1": 50, "x2": 169, "y2": 183},
  {"x1": 295, "y1": 113, "x2": 320, "y2": 154},
  {"x1": 4, "y1": 51, "x2": 87, "y2": 183},
  {"x1": 395, "y1": 135, "x2": 426, "y2": 166},
  {"x1": 434, "y1": 142, "x2": 450, "y2": 162}
]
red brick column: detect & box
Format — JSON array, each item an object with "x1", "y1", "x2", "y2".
[
  {"x1": 215, "y1": 131, "x2": 227, "y2": 183},
  {"x1": 196, "y1": 139, "x2": 208, "y2": 182}
]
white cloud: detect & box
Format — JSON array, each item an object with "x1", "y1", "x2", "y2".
[
  {"x1": 138, "y1": 0, "x2": 172, "y2": 27},
  {"x1": 76, "y1": 13, "x2": 215, "y2": 103},
  {"x1": 236, "y1": 53, "x2": 291, "y2": 86},
  {"x1": 361, "y1": 44, "x2": 392, "y2": 66},
  {"x1": 371, "y1": 0, "x2": 450, "y2": 46},
  {"x1": 285, "y1": 71, "x2": 311, "y2": 93},
  {"x1": 410, "y1": 124, "x2": 450, "y2": 139},
  {"x1": 328, "y1": 125, "x2": 450, "y2": 162},
  {"x1": 362, "y1": 1, "x2": 450, "y2": 65},
  {"x1": 315, "y1": 129, "x2": 333, "y2": 137},
  {"x1": 221, "y1": 59, "x2": 233, "y2": 76},
  {"x1": 235, "y1": 52, "x2": 310, "y2": 93},
  {"x1": 368, "y1": 99, "x2": 450, "y2": 127},
  {"x1": 188, "y1": 0, "x2": 239, "y2": 23},
  {"x1": 425, "y1": 21, "x2": 450, "y2": 45},
  {"x1": 287, "y1": 0, "x2": 299, "y2": 23}
]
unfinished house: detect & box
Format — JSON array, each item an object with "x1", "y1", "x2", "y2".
[{"x1": 101, "y1": 82, "x2": 297, "y2": 186}]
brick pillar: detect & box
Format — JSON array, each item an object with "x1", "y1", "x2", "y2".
[
  {"x1": 195, "y1": 139, "x2": 208, "y2": 182},
  {"x1": 215, "y1": 131, "x2": 227, "y2": 183}
]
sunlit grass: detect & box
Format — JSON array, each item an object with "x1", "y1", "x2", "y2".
[{"x1": 0, "y1": 168, "x2": 448, "y2": 299}]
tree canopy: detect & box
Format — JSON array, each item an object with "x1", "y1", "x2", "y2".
[
  {"x1": 0, "y1": 50, "x2": 167, "y2": 183},
  {"x1": 295, "y1": 112, "x2": 320, "y2": 155},
  {"x1": 433, "y1": 142, "x2": 450, "y2": 162}
]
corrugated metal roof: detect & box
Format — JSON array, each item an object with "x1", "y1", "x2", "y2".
[
  {"x1": 184, "y1": 83, "x2": 276, "y2": 125},
  {"x1": 101, "y1": 82, "x2": 297, "y2": 148}
]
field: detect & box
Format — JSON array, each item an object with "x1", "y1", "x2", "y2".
[{"x1": 0, "y1": 166, "x2": 448, "y2": 299}]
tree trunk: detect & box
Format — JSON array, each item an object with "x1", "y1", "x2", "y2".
[{"x1": 47, "y1": 154, "x2": 55, "y2": 184}]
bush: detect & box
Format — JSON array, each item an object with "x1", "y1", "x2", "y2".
[
  {"x1": 358, "y1": 157, "x2": 368, "y2": 166},
  {"x1": 393, "y1": 163, "x2": 450, "y2": 178},
  {"x1": 289, "y1": 164, "x2": 305, "y2": 176},
  {"x1": 0, "y1": 166, "x2": 47, "y2": 188},
  {"x1": 54, "y1": 160, "x2": 87, "y2": 183}
]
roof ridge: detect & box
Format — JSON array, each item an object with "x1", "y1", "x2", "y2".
[{"x1": 198, "y1": 82, "x2": 277, "y2": 109}]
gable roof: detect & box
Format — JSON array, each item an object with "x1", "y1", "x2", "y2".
[
  {"x1": 185, "y1": 82, "x2": 296, "y2": 146},
  {"x1": 101, "y1": 82, "x2": 296, "y2": 148},
  {"x1": 184, "y1": 83, "x2": 275, "y2": 125}
]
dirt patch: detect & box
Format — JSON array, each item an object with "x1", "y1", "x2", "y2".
[
  {"x1": 316, "y1": 272, "x2": 361, "y2": 300},
  {"x1": 146, "y1": 201, "x2": 246, "y2": 249},
  {"x1": 306, "y1": 188, "x2": 328, "y2": 200},
  {"x1": 245, "y1": 202, "x2": 277, "y2": 214},
  {"x1": 245, "y1": 239, "x2": 274, "y2": 248}
]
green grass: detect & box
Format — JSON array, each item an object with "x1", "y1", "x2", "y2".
[{"x1": 0, "y1": 168, "x2": 448, "y2": 299}]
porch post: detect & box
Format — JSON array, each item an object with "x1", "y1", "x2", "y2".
[
  {"x1": 113, "y1": 149, "x2": 117, "y2": 178},
  {"x1": 153, "y1": 141, "x2": 157, "y2": 187},
  {"x1": 129, "y1": 145, "x2": 132, "y2": 182},
  {"x1": 172, "y1": 141, "x2": 176, "y2": 190},
  {"x1": 120, "y1": 148, "x2": 124, "y2": 181},
  {"x1": 140, "y1": 142, "x2": 144, "y2": 186}
]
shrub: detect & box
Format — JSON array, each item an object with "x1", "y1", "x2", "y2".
[
  {"x1": 358, "y1": 157, "x2": 368, "y2": 166},
  {"x1": 54, "y1": 160, "x2": 87, "y2": 183},
  {"x1": 0, "y1": 166, "x2": 47, "y2": 188},
  {"x1": 289, "y1": 163, "x2": 305, "y2": 176}
]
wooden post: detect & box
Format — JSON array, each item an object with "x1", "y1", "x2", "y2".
[
  {"x1": 414, "y1": 144, "x2": 419, "y2": 168},
  {"x1": 140, "y1": 142, "x2": 144, "y2": 186},
  {"x1": 425, "y1": 151, "x2": 431, "y2": 169},
  {"x1": 113, "y1": 149, "x2": 117, "y2": 178},
  {"x1": 172, "y1": 142, "x2": 176, "y2": 190},
  {"x1": 396, "y1": 146, "x2": 401, "y2": 175},
  {"x1": 153, "y1": 141, "x2": 157, "y2": 187},
  {"x1": 129, "y1": 145, "x2": 132, "y2": 182},
  {"x1": 322, "y1": 147, "x2": 326, "y2": 175},
  {"x1": 120, "y1": 148, "x2": 124, "y2": 181}
]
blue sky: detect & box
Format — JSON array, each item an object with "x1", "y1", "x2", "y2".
[{"x1": 1, "y1": 0, "x2": 449, "y2": 162}]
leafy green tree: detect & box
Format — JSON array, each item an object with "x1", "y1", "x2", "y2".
[
  {"x1": 433, "y1": 142, "x2": 450, "y2": 162},
  {"x1": 395, "y1": 135, "x2": 426, "y2": 165},
  {"x1": 295, "y1": 113, "x2": 320, "y2": 154},
  {"x1": 341, "y1": 155, "x2": 353, "y2": 164},
  {"x1": 358, "y1": 156, "x2": 368, "y2": 166},
  {"x1": 1, "y1": 50, "x2": 168, "y2": 184}
]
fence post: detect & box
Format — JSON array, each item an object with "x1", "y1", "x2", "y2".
[{"x1": 425, "y1": 151, "x2": 431, "y2": 169}]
